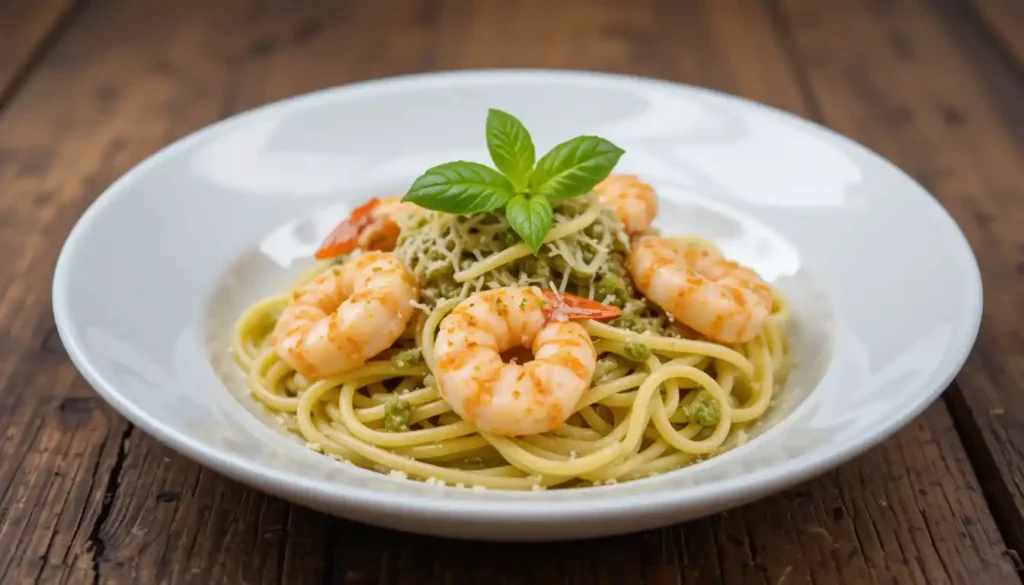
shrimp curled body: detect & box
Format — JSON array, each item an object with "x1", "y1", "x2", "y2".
[
  {"x1": 433, "y1": 287, "x2": 598, "y2": 437},
  {"x1": 628, "y1": 236, "x2": 772, "y2": 344},
  {"x1": 594, "y1": 173, "x2": 658, "y2": 234},
  {"x1": 273, "y1": 251, "x2": 418, "y2": 379}
]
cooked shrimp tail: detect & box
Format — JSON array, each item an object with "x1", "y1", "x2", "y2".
[
  {"x1": 314, "y1": 196, "x2": 422, "y2": 260},
  {"x1": 541, "y1": 290, "x2": 622, "y2": 322},
  {"x1": 315, "y1": 198, "x2": 385, "y2": 260}
]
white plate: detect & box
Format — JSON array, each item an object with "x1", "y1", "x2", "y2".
[{"x1": 52, "y1": 70, "x2": 982, "y2": 541}]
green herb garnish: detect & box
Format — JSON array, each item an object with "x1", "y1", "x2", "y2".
[
  {"x1": 486, "y1": 108, "x2": 536, "y2": 190},
  {"x1": 402, "y1": 109, "x2": 624, "y2": 254},
  {"x1": 504, "y1": 193, "x2": 553, "y2": 254}
]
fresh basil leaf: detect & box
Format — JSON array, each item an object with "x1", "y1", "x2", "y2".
[
  {"x1": 403, "y1": 161, "x2": 515, "y2": 214},
  {"x1": 505, "y1": 194, "x2": 553, "y2": 254},
  {"x1": 530, "y1": 136, "x2": 625, "y2": 200},
  {"x1": 486, "y1": 109, "x2": 535, "y2": 191}
]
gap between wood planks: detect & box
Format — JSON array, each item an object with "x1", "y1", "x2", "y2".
[
  {"x1": 970, "y1": 0, "x2": 1024, "y2": 74},
  {"x1": 0, "y1": 0, "x2": 81, "y2": 113},
  {"x1": 86, "y1": 424, "x2": 132, "y2": 585}
]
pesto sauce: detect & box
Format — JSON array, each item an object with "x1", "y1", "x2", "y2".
[
  {"x1": 623, "y1": 341, "x2": 651, "y2": 361},
  {"x1": 390, "y1": 348, "x2": 423, "y2": 369},
  {"x1": 395, "y1": 197, "x2": 677, "y2": 340},
  {"x1": 684, "y1": 391, "x2": 721, "y2": 427},
  {"x1": 384, "y1": 395, "x2": 412, "y2": 432}
]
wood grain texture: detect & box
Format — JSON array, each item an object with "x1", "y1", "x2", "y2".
[
  {"x1": 0, "y1": 0, "x2": 1019, "y2": 583},
  {"x1": 0, "y1": 0, "x2": 343, "y2": 582},
  {"x1": 970, "y1": 0, "x2": 1024, "y2": 71},
  {"x1": 313, "y1": 405, "x2": 1012, "y2": 585},
  {"x1": 776, "y1": 0, "x2": 1024, "y2": 567},
  {"x1": 0, "y1": 0, "x2": 77, "y2": 106}
]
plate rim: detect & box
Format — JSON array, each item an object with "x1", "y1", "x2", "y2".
[{"x1": 51, "y1": 68, "x2": 984, "y2": 522}]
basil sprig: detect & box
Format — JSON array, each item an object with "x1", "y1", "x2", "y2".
[{"x1": 402, "y1": 109, "x2": 624, "y2": 253}]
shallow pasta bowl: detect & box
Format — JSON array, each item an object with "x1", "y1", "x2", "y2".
[{"x1": 52, "y1": 70, "x2": 982, "y2": 541}]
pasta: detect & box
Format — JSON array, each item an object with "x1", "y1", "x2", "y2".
[{"x1": 231, "y1": 193, "x2": 792, "y2": 490}]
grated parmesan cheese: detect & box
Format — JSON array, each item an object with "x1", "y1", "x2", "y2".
[{"x1": 409, "y1": 299, "x2": 432, "y2": 313}]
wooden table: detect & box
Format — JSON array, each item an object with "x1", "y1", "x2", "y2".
[{"x1": 2, "y1": 0, "x2": 1023, "y2": 583}]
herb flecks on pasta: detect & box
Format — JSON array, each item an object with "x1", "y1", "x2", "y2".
[{"x1": 231, "y1": 108, "x2": 792, "y2": 490}]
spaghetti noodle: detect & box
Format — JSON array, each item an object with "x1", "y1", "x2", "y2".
[{"x1": 231, "y1": 194, "x2": 791, "y2": 490}]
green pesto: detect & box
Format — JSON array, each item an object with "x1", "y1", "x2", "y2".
[
  {"x1": 608, "y1": 297, "x2": 679, "y2": 337},
  {"x1": 623, "y1": 341, "x2": 651, "y2": 361},
  {"x1": 392, "y1": 195, "x2": 680, "y2": 337},
  {"x1": 594, "y1": 273, "x2": 627, "y2": 304},
  {"x1": 683, "y1": 391, "x2": 721, "y2": 427},
  {"x1": 384, "y1": 395, "x2": 412, "y2": 432},
  {"x1": 389, "y1": 348, "x2": 423, "y2": 369}
]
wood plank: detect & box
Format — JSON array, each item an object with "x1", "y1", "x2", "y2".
[
  {"x1": 778, "y1": 0, "x2": 1024, "y2": 565},
  {"x1": 96, "y1": 435, "x2": 329, "y2": 584},
  {"x1": 0, "y1": 355, "x2": 128, "y2": 585},
  {"x1": 970, "y1": 0, "x2": 1024, "y2": 71},
  {"x1": 0, "y1": 0, "x2": 76, "y2": 106},
  {"x1": 0, "y1": 0, "x2": 1017, "y2": 583},
  {"x1": 314, "y1": 405, "x2": 1011, "y2": 585},
  {"x1": 0, "y1": 0, "x2": 329, "y2": 583}
]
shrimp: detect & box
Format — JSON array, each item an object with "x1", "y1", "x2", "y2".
[
  {"x1": 273, "y1": 251, "x2": 418, "y2": 379},
  {"x1": 433, "y1": 287, "x2": 621, "y2": 437},
  {"x1": 593, "y1": 173, "x2": 658, "y2": 234},
  {"x1": 314, "y1": 196, "x2": 422, "y2": 259},
  {"x1": 595, "y1": 174, "x2": 770, "y2": 343},
  {"x1": 628, "y1": 235, "x2": 772, "y2": 344}
]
